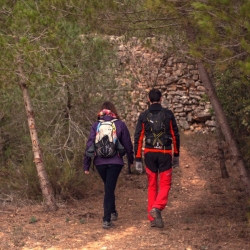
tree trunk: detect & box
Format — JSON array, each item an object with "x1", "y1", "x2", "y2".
[
  {"x1": 185, "y1": 23, "x2": 250, "y2": 194},
  {"x1": 17, "y1": 62, "x2": 58, "y2": 211},
  {"x1": 216, "y1": 124, "x2": 229, "y2": 179},
  {"x1": 197, "y1": 62, "x2": 250, "y2": 194}
]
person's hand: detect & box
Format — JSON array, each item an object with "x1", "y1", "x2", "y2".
[
  {"x1": 135, "y1": 161, "x2": 143, "y2": 174},
  {"x1": 172, "y1": 157, "x2": 179, "y2": 168},
  {"x1": 85, "y1": 171, "x2": 90, "y2": 174}
]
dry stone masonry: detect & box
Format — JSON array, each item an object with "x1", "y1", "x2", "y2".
[{"x1": 110, "y1": 36, "x2": 216, "y2": 133}]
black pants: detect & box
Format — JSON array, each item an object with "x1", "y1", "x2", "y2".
[
  {"x1": 144, "y1": 152, "x2": 172, "y2": 173},
  {"x1": 96, "y1": 164, "x2": 123, "y2": 222}
]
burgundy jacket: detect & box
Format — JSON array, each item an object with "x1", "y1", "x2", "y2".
[{"x1": 83, "y1": 116, "x2": 134, "y2": 171}]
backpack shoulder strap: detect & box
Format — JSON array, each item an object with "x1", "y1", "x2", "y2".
[
  {"x1": 160, "y1": 107, "x2": 168, "y2": 113},
  {"x1": 144, "y1": 109, "x2": 151, "y2": 120},
  {"x1": 96, "y1": 120, "x2": 104, "y2": 132},
  {"x1": 145, "y1": 108, "x2": 167, "y2": 119},
  {"x1": 159, "y1": 108, "x2": 167, "y2": 117},
  {"x1": 110, "y1": 119, "x2": 117, "y2": 135},
  {"x1": 145, "y1": 108, "x2": 167, "y2": 116}
]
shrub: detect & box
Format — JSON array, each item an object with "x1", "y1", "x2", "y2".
[{"x1": 216, "y1": 70, "x2": 250, "y2": 169}]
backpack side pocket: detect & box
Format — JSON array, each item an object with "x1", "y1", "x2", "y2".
[
  {"x1": 116, "y1": 139, "x2": 126, "y2": 157},
  {"x1": 86, "y1": 143, "x2": 95, "y2": 157}
]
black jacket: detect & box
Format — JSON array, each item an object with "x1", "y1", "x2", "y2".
[{"x1": 134, "y1": 103, "x2": 180, "y2": 161}]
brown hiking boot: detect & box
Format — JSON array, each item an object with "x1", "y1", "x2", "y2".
[{"x1": 149, "y1": 208, "x2": 164, "y2": 228}]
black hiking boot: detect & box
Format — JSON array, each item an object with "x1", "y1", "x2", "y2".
[
  {"x1": 102, "y1": 221, "x2": 113, "y2": 229},
  {"x1": 149, "y1": 208, "x2": 164, "y2": 228},
  {"x1": 111, "y1": 211, "x2": 118, "y2": 221},
  {"x1": 150, "y1": 220, "x2": 156, "y2": 227}
]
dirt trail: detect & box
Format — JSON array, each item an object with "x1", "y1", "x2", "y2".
[{"x1": 0, "y1": 143, "x2": 249, "y2": 250}]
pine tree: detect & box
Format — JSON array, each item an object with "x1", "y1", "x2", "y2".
[{"x1": 0, "y1": 0, "x2": 120, "y2": 207}]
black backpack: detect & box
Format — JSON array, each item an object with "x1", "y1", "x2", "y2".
[{"x1": 145, "y1": 109, "x2": 172, "y2": 148}]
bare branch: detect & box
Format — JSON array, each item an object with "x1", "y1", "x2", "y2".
[
  {"x1": 128, "y1": 23, "x2": 181, "y2": 31},
  {"x1": 201, "y1": 52, "x2": 248, "y2": 64},
  {"x1": 99, "y1": 17, "x2": 179, "y2": 24},
  {"x1": 29, "y1": 28, "x2": 49, "y2": 42}
]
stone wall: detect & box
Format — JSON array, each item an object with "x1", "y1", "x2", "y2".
[{"x1": 110, "y1": 36, "x2": 216, "y2": 132}]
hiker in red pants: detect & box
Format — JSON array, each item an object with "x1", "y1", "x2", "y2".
[{"x1": 134, "y1": 88, "x2": 180, "y2": 228}]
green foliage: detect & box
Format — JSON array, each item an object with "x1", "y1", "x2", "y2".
[
  {"x1": 200, "y1": 93, "x2": 210, "y2": 103},
  {"x1": 0, "y1": 149, "x2": 88, "y2": 200},
  {"x1": 0, "y1": 86, "x2": 29, "y2": 164},
  {"x1": 0, "y1": 1, "x2": 122, "y2": 201},
  {"x1": 79, "y1": 219, "x2": 85, "y2": 224},
  {"x1": 189, "y1": 0, "x2": 250, "y2": 74},
  {"x1": 239, "y1": 59, "x2": 250, "y2": 75},
  {"x1": 29, "y1": 216, "x2": 38, "y2": 224},
  {"x1": 216, "y1": 69, "x2": 250, "y2": 167},
  {"x1": 45, "y1": 153, "x2": 86, "y2": 200},
  {"x1": 0, "y1": 32, "x2": 120, "y2": 200},
  {"x1": 0, "y1": 0, "x2": 119, "y2": 87}
]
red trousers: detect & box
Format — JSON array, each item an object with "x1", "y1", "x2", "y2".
[{"x1": 146, "y1": 167, "x2": 172, "y2": 221}]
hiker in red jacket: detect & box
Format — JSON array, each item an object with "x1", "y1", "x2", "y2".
[{"x1": 134, "y1": 88, "x2": 180, "y2": 228}]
